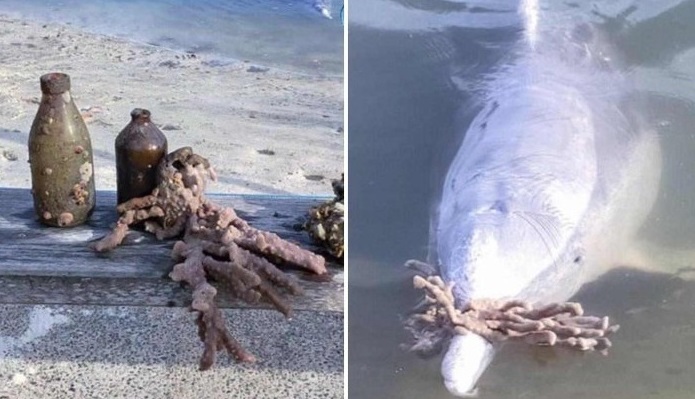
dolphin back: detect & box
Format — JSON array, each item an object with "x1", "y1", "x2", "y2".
[{"x1": 434, "y1": 5, "x2": 635, "y2": 305}]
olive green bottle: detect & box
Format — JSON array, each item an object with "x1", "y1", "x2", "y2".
[
  {"x1": 115, "y1": 108, "x2": 168, "y2": 204},
  {"x1": 28, "y1": 72, "x2": 96, "y2": 227}
]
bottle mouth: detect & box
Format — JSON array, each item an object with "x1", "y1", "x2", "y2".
[
  {"x1": 40, "y1": 72, "x2": 71, "y2": 94},
  {"x1": 130, "y1": 108, "x2": 152, "y2": 121}
]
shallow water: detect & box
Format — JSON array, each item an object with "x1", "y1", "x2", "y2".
[
  {"x1": 0, "y1": 0, "x2": 343, "y2": 74},
  {"x1": 348, "y1": 0, "x2": 695, "y2": 397}
]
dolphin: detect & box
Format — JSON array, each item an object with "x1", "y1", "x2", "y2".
[{"x1": 431, "y1": 0, "x2": 662, "y2": 396}]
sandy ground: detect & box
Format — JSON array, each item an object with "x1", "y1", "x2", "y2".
[
  {"x1": 0, "y1": 15, "x2": 344, "y2": 399},
  {"x1": 0, "y1": 15, "x2": 344, "y2": 195}
]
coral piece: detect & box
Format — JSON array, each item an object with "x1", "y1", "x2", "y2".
[
  {"x1": 304, "y1": 174, "x2": 344, "y2": 260},
  {"x1": 403, "y1": 260, "x2": 620, "y2": 358},
  {"x1": 93, "y1": 147, "x2": 327, "y2": 370}
]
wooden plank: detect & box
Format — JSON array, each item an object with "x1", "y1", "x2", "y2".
[{"x1": 0, "y1": 188, "x2": 343, "y2": 312}]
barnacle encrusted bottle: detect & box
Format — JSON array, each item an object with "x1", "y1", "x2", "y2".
[
  {"x1": 28, "y1": 72, "x2": 95, "y2": 227},
  {"x1": 115, "y1": 108, "x2": 168, "y2": 204}
]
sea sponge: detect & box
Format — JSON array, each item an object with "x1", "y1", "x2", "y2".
[{"x1": 93, "y1": 147, "x2": 326, "y2": 370}]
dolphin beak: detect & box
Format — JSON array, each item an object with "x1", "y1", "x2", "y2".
[{"x1": 441, "y1": 334, "x2": 496, "y2": 397}]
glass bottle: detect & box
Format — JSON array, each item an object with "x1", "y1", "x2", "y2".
[
  {"x1": 28, "y1": 72, "x2": 95, "y2": 227},
  {"x1": 115, "y1": 108, "x2": 168, "y2": 204}
]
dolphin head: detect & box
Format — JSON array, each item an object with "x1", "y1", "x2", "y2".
[{"x1": 441, "y1": 334, "x2": 496, "y2": 397}]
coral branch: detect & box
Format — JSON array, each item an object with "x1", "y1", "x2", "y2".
[
  {"x1": 403, "y1": 259, "x2": 620, "y2": 358},
  {"x1": 93, "y1": 147, "x2": 327, "y2": 370},
  {"x1": 197, "y1": 304, "x2": 256, "y2": 371},
  {"x1": 234, "y1": 228, "x2": 327, "y2": 274},
  {"x1": 91, "y1": 206, "x2": 164, "y2": 252}
]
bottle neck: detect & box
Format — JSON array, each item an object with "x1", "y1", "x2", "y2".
[
  {"x1": 40, "y1": 72, "x2": 71, "y2": 94},
  {"x1": 130, "y1": 108, "x2": 152, "y2": 124}
]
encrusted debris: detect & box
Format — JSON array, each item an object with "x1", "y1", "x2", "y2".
[
  {"x1": 93, "y1": 147, "x2": 327, "y2": 370},
  {"x1": 403, "y1": 260, "x2": 620, "y2": 358},
  {"x1": 304, "y1": 174, "x2": 344, "y2": 260}
]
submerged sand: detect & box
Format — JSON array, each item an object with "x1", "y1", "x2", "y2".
[{"x1": 0, "y1": 15, "x2": 344, "y2": 195}]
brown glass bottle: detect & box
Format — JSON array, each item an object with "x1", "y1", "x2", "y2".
[
  {"x1": 115, "y1": 108, "x2": 168, "y2": 204},
  {"x1": 28, "y1": 72, "x2": 96, "y2": 227}
]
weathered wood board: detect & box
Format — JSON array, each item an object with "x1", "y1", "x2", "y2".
[{"x1": 0, "y1": 188, "x2": 343, "y2": 312}]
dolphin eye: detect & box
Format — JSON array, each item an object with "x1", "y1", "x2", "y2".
[
  {"x1": 489, "y1": 200, "x2": 508, "y2": 213},
  {"x1": 573, "y1": 255, "x2": 583, "y2": 264}
]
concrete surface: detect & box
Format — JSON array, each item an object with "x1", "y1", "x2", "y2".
[{"x1": 0, "y1": 304, "x2": 343, "y2": 398}]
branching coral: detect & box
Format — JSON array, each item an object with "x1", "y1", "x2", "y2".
[
  {"x1": 305, "y1": 174, "x2": 344, "y2": 260},
  {"x1": 403, "y1": 260, "x2": 619, "y2": 358},
  {"x1": 93, "y1": 147, "x2": 327, "y2": 370}
]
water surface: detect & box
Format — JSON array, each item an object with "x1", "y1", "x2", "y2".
[
  {"x1": 0, "y1": 0, "x2": 344, "y2": 74},
  {"x1": 349, "y1": 0, "x2": 695, "y2": 397}
]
